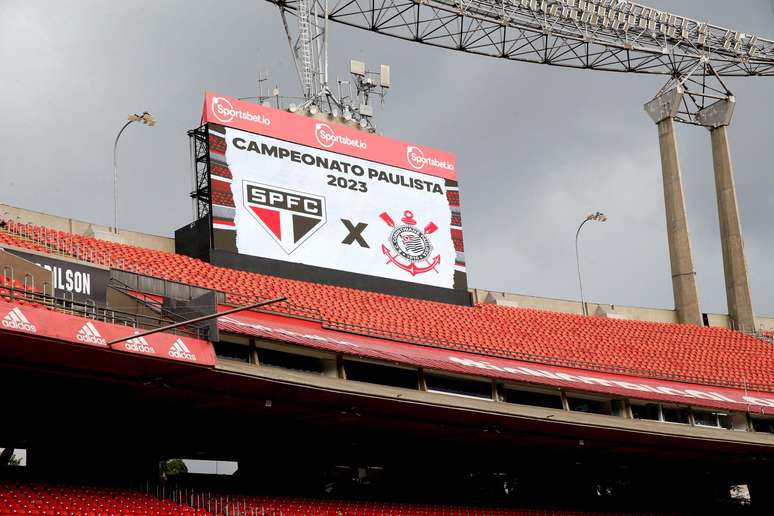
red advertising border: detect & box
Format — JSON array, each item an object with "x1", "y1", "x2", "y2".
[
  {"x1": 202, "y1": 92, "x2": 457, "y2": 181},
  {"x1": 0, "y1": 301, "x2": 215, "y2": 366},
  {"x1": 219, "y1": 308, "x2": 774, "y2": 416}
]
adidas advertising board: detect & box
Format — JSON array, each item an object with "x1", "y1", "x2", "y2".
[
  {"x1": 221, "y1": 127, "x2": 458, "y2": 289},
  {"x1": 2, "y1": 307, "x2": 37, "y2": 333},
  {"x1": 76, "y1": 321, "x2": 107, "y2": 346},
  {"x1": 0, "y1": 299, "x2": 216, "y2": 366}
]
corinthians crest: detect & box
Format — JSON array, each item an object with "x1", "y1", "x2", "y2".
[{"x1": 379, "y1": 210, "x2": 441, "y2": 276}]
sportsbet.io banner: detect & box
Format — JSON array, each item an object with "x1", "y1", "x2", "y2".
[{"x1": 202, "y1": 92, "x2": 466, "y2": 290}]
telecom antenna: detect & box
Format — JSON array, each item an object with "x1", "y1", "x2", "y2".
[{"x1": 276, "y1": 0, "x2": 390, "y2": 131}]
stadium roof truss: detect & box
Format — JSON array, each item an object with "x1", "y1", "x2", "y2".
[{"x1": 268, "y1": 0, "x2": 774, "y2": 77}]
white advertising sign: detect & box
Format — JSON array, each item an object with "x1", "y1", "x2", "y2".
[{"x1": 223, "y1": 127, "x2": 457, "y2": 289}]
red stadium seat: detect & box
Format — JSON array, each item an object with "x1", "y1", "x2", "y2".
[{"x1": 1, "y1": 219, "x2": 773, "y2": 392}]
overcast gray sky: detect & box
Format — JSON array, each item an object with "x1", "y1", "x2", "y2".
[{"x1": 1, "y1": 0, "x2": 773, "y2": 316}]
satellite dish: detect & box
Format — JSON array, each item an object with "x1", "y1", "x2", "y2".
[{"x1": 308, "y1": 104, "x2": 319, "y2": 115}]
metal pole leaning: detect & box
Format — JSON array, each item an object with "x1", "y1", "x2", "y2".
[
  {"x1": 575, "y1": 212, "x2": 607, "y2": 316},
  {"x1": 113, "y1": 120, "x2": 132, "y2": 234},
  {"x1": 113, "y1": 112, "x2": 156, "y2": 234},
  {"x1": 575, "y1": 219, "x2": 589, "y2": 317},
  {"x1": 107, "y1": 297, "x2": 287, "y2": 346}
]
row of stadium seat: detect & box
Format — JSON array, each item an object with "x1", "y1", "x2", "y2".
[
  {"x1": 1, "y1": 219, "x2": 773, "y2": 391},
  {"x1": 212, "y1": 495, "x2": 665, "y2": 515},
  {"x1": 0, "y1": 481, "x2": 670, "y2": 516},
  {"x1": 0, "y1": 480, "x2": 211, "y2": 515}
]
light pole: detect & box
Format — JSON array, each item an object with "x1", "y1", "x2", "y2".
[
  {"x1": 575, "y1": 211, "x2": 607, "y2": 316},
  {"x1": 113, "y1": 112, "x2": 156, "y2": 233}
]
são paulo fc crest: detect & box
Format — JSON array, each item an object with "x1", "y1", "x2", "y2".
[
  {"x1": 243, "y1": 181, "x2": 326, "y2": 254},
  {"x1": 379, "y1": 210, "x2": 441, "y2": 276}
]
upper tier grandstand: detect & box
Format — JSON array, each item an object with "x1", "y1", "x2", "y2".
[
  {"x1": 1, "y1": 205, "x2": 773, "y2": 514},
  {"x1": 1, "y1": 214, "x2": 773, "y2": 392}
]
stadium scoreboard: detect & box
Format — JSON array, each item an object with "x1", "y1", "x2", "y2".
[{"x1": 186, "y1": 92, "x2": 467, "y2": 301}]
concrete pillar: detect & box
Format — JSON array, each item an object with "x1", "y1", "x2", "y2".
[
  {"x1": 644, "y1": 90, "x2": 702, "y2": 325},
  {"x1": 655, "y1": 118, "x2": 703, "y2": 325},
  {"x1": 697, "y1": 98, "x2": 756, "y2": 332},
  {"x1": 645, "y1": 90, "x2": 704, "y2": 326},
  {"x1": 645, "y1": 86, "x2": 704, "y2": 326},
  {"x1": 709, "y1": 126, "x2": 756, "y2": 331}
]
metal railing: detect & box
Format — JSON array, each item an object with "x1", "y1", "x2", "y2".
[
  {"x1": 0, "y1": 267, "x2": 205, "y2": 339},
  {"x1": 0, "y1": 219, "x2": 130, "y2": 271}
]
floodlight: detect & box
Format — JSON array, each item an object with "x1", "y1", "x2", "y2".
[
  {"x1": 140, "y1": 112, "x2": 156, "y2": 126},
  {"x1": 288, "y1": 103, "x2": 298, "y2": 113},
  {"x1": 359, "y1": 118, "x2": 368, "y2": 129},
  {"x1": 308, "y1": 104, "x2": 319, "y2": 115}
]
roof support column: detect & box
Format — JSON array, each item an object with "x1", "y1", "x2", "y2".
[
  {"x1": 645, "y1": 89, "x2": 702, "y2": 325},
  {"x1": 698, "y1": 99, "x2": 756, "y2": 332}
]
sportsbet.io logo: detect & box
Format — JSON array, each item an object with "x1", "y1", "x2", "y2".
[
  {"x1": 211, "y1": 96, "x2": 270, "y2": 126},
  {"x1": 314, "y1": 122, "x2": 367, "y2": 150},
  {"x1": 406, "y1": 145, "x2": 455, "y2": 172}
]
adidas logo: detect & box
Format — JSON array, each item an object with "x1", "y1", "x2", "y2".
[
  {"x1": 76, "y1": 321, "x2": 107, "y2": 346},
  {"x1": 2, "y1": 307, "x2": 37, "y2": 333},
  {"x1": 124, "y1": 334, "x2": 156, "y2": 354},
  {"x1": 168, "y1": 338, "x2": 196, "y2": 361}
]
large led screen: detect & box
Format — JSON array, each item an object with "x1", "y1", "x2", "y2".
[{"x1": 203, "y1": 92, "x2": 466, "y2": 290}]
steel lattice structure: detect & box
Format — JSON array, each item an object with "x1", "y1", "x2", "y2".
[{"x1": 268, "y1": 0, "x2": 774, "y2": 77}]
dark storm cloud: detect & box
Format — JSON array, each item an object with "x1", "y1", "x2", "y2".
[{"x1": 1, "y1": 0, "x2": 773, "y2": 315}]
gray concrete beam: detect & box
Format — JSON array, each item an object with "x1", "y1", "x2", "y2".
[
  {"x1": 655, "y1": 117, "x2": 703, "y2": 325},
  {"x1": 645, "y1": 90, "x2": 703, "y2": 325},
  {"x1": 709, "y1": 124, "x2": 756, "y2": 331}
]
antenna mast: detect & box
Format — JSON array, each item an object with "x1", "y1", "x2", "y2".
[{"x1": 276, "y1": 1, "x2": 390, "y2": 132}]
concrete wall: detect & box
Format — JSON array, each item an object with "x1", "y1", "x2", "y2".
[
  {"x1": 472, "y1": 288, "x2": 774, "y2": 331},
  {"x1": 472, "y1": 289, "x2": 680, "y2": 324},
  {"x1": 0, "y1": 203, "x2": 174, "y2": 253}
]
